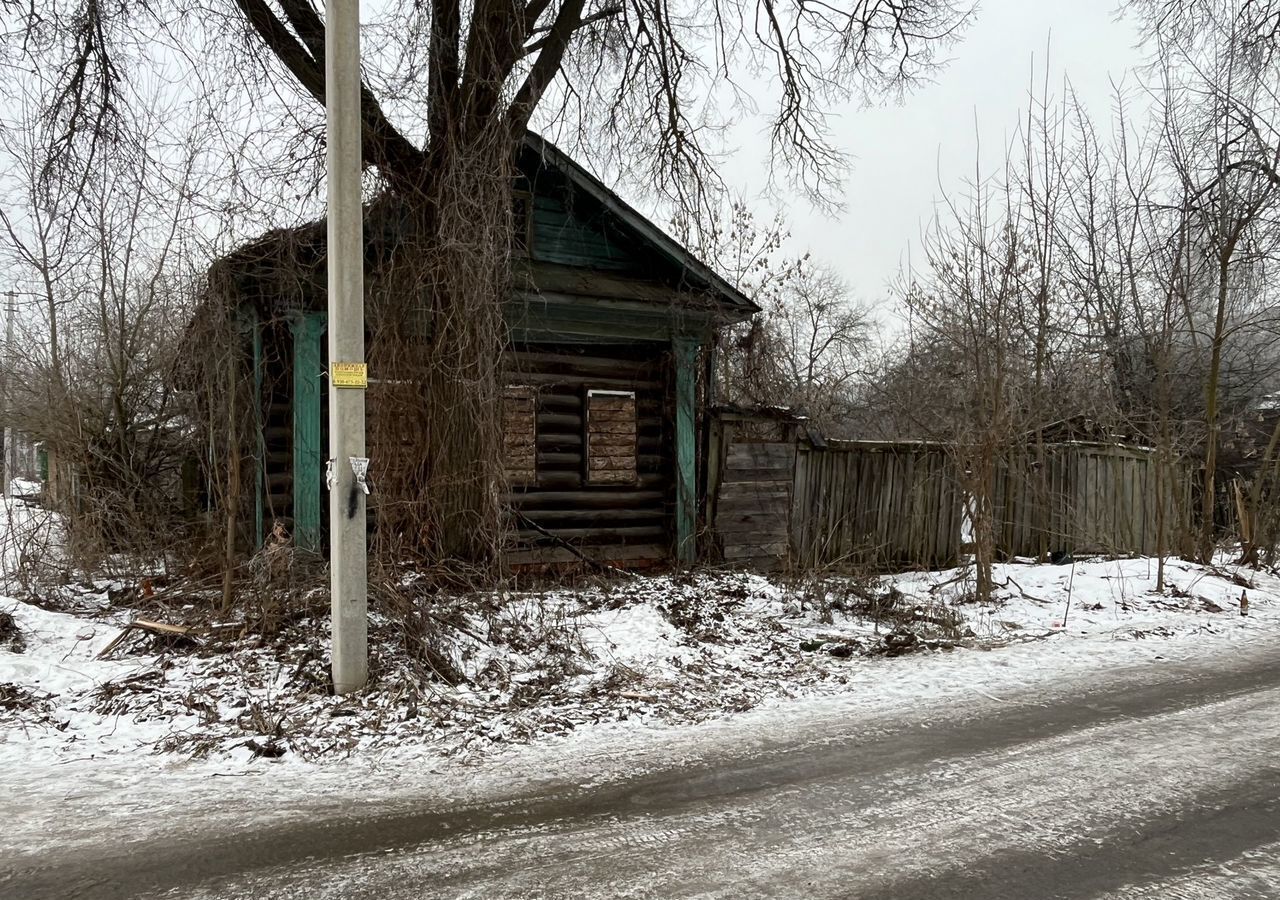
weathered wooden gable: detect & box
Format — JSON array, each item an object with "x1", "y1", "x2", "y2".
[{"x1": 517, "y1": 151, "x2": 655, "y2": 276}]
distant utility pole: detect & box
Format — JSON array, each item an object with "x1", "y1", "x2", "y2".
[
  {"x1": 327, "y1": 0, "x2": 369, "y2": 693},
  {"x1": 2, "y1": 290, "x2": 13, "y2": 499}
]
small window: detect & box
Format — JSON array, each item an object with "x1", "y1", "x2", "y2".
[
  {"x1": 503, "y1": 386, "x2": 537, "y2": 485},
  {"x1": 586, "y1": 389, "x2": 637, "y2": 485}
]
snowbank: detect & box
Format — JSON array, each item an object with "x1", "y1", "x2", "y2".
[{"x1": 3, "y1": 545, "x2": 1280, "y2": 858}]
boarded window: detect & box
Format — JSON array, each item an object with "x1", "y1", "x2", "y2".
[
  {"x1": 586, "y1": 389, "x2": 637, "y2": 485},
  {"x1": 504, "y1": 386, "x2": 537, "y2": 484}
]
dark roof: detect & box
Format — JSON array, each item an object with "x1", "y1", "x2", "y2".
[{"x1": 209, "y1": 132, "x2": 759, "y2": 324}]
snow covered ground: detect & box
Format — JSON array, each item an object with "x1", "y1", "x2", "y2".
[{"x1": 3, "y1": 493, "x2": 1280, "y2": 860}]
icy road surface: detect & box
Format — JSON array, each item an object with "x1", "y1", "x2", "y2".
[{"x1": 7, "y1": 648, "x2": 1280, "y2": 899}]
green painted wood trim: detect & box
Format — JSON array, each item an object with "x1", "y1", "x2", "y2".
[
  {"x1": 504, "y1": 296, "x2": 719, "y2": 344},
  {"x1": 673, "y1": 336, "x2": 699, "y2": 564},
  {"x1": 289, "y1": 312, "x2": 325, "y2": 553}
]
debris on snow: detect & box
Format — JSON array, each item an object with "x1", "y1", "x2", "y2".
[
  {"x1": 0, "y1": 682, "x2": 51, "y2": 715},
  {"x1": 0, "y1": 609, "x2": 23, "y2": 653},
  {"x1": 2, "y1": 544, "x2": 1280, "y2": 777},
  {"x1": 96, "y1": 618, "x2": 201, "y2": 659}
]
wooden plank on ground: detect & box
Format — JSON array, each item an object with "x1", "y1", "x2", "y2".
[{"x1": 723, "y1": 541, "x2": 789, "y2": 560}]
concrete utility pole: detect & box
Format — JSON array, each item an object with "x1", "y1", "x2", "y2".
[{"x1": 326, "y1": 0, "x2": 369, "y2": 693}]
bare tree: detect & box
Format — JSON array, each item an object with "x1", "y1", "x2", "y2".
[
  {"x1": 1151, "y1": 16, "x2": 1280, "y2": 560},
  {"x1": 768, "y1": 264, "x2": 870, "y2": 431},
  {"x1": 0, "y1": 81, "x2": 208, "y2": 568},
  {"x1": 677, "y1": 199, "x2": 870, "y2": 431},
  {"x1": 900, "y1": 172, "x2": 1035, "y2": 601},
  {"x1": 0, "y1": 0, "x2": 976, "y2": 567},
  {"x1": 1127, "y1": 0, "x2": 1280, "y2": 68}
]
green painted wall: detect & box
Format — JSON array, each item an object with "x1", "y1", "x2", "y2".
[{"x1": 520, "y1": 159, "x2": 657, "y2": 275}]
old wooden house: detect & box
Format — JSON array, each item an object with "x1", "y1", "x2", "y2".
[{"x1": 203, "y1": 133, "x2": 758, "y2": 568}]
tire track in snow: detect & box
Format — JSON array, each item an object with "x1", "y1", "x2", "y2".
[
  {"x1": 170, "y1": 684, "x2": 1280, "y2": 899},
  {"x1": 1101, "y1": 841, "x2": 1280, "y2": 899}
]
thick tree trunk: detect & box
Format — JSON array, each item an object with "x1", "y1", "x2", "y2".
[{"x1": 368, "y1": 133, "x2": 514, "y2": 568}]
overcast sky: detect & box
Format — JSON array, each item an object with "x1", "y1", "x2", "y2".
[
  {"x1": 0, "y1": 0, "x2": 1148, "y2": 316},
  {"x1": 693, "y1": 0, "x2": 1149, "y2": 318}
]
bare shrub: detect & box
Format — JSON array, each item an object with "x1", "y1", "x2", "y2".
[{"x1": 0, "y1": 609, "x2": 24, "y2": 652}]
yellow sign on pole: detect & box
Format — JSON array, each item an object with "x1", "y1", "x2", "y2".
[{"x1": 331, "y1": 361, "x2": 367, "y2": 389}]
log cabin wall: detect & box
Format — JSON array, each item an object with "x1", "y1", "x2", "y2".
[
  {"x1": 502, "y1": 343, "x2": 673, "y2": 567},
  {"x1": 213, "y1": 134, "x2": 758, "y2": 563}
]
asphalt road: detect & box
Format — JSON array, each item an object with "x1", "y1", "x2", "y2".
[{"x1": 7, "y1": 652, "x2": 1280, "y2": 899}]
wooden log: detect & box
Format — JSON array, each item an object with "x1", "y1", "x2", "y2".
[
  {"x1": 518, "y1": 508, "x2": 665, "y2": 526},
  {"x1": 509, "y1": 370, "x2": 660, "y2": 390},
  {"x1": 537, "y1": 413, "x2": 585, "y2": 431},
  {"x1": 514, "y1": 525, "x2": 667, "y2": 543},
  {"x1": 532, "y1": 391, "x2": 581, "y2": 410},
  {"x1": 507, "y1": 489, "x2": 665, "y2": 508},
  {"x1": 527, "y1": 471, "x2": 666, "y2": 490},
  {"x1": 533, "y1": 432, "x2": 659, "y2": 453},
  {"x1": 505, "y1": 350, "x2": 657, "y2": 378},
  {"x1": 537, "y1": 451, "x2": 582, "y2": 467},
  {"x1": 505, "y1": 543, "x2": 668, "y2": 566}
]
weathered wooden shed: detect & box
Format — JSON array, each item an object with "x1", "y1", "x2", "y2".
[{"x1": 204, "y1": 133, "x2": 758, "y2": 568}]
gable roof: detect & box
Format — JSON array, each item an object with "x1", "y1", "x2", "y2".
[
  {"x1": 520, "y1": 133, "x2": 758, "y2": 320},
  {"x1": 208, "y1": 132, "x2": 758, "y2": 326}
]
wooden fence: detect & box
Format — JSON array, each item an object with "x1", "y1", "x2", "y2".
[
  {"x1": 712, "y1": 429, "x2": 1188, "y2": 570},
  {"x1": 990, "y1": 443, "x2": 1186, "y2": 559},
  {"x1": 790, "y1": 441, "x2": 963, "y2": 569}
]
